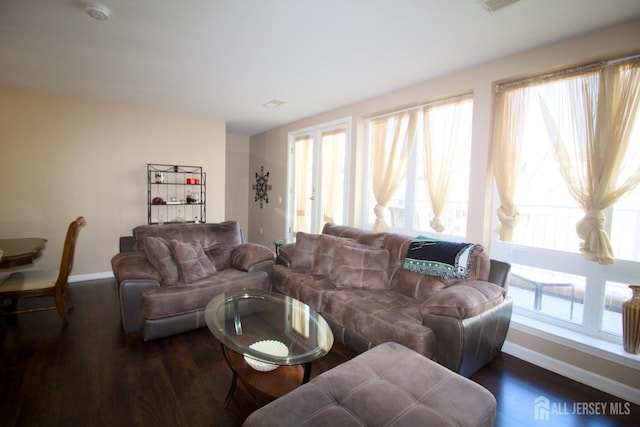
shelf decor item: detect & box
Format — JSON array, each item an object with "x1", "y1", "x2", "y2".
[{"x1": 622, "y1": 285, "x2": 640, "y2": 354}]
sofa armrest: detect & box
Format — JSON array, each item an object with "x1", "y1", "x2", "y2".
[
  {"x1": 488, "y1": 259, "x2": 511, "y2": 291},
  {"x1": 248, "y1": 260, "x2": 274, "y2": 278},
  {"x1": 111, "y1": 252, "x2": 162, "y2": 283},
  {"x1": 423, "y1": 298, "x2": 513, "y2": 376},
  {"x1": 119, "y1": 236, "x2": 136, "y2": 253},
  {"x1": 231, "y1": 242, "x2": 274, "y2": 271},
  {"x1": 118, "y1": 279, "x2": 159, "y2": 334},
  {"x1": 111, "y1": 251, "x2": 163, "y2": 335},
  {"x1": 276, "y1": 243, "x2": 296, "y2": 267},
  {"x1": 421, "y1": 281, "x2": 506, "y2": 320}
]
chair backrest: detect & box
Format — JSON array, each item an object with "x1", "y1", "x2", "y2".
[{"x1": 55, "y1": 216, "x2": 87, "y2": 291}]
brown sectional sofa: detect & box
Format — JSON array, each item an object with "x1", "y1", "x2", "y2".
[
  {"x1": 111, "y1": 221, "x2": 274, "y2": 340},
  {"x1": 273, "y1": 223, "x2": 512, "y2": 376}
]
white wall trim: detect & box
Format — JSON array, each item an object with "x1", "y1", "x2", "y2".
[
  {"x1": 502, "y1": 341, "x2": 640, "y2": 405},
  {"x1": 69, "y1": 271, "x2": 113, "y2": 283},
  {"x1": 510, "y1": 314, "x2": 640, "y2": 370}
]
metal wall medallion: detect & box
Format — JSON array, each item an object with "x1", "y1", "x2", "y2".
[{"x1": 253, "y1": 166, "x2": 272, "y2": 208}]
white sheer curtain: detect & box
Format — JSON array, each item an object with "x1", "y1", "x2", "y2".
[
  {"x1": 294, "y1": 135, "x2": 312, "y2": 233},
  {"x1": 540, "y1": 59, "x2": 640, "y2": 264},
  {"x1": 492, "y1": 86, "x2": 528, "y2": 241},
  {"x1": 370, "y1": 110, "x2": 419, "y2": 231},
  {"x1": 321, "y1": 129, "x2": 345, "y2": 224},
  {"x1": 421, "y1": 97, "x2": 472, "y2": 232}
]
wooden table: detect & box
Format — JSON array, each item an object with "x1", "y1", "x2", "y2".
[{"x1": 0, "y1": 238, "x2": 47, "y2": 270}]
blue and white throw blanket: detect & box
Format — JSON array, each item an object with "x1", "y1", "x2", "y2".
[{"x1": 403, "y1": 236, "x2": 477, "y2": 280}]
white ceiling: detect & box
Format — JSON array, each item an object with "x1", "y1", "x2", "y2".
[{"x1": 1, "y1": 1, "x2": 639, "y2": 136}]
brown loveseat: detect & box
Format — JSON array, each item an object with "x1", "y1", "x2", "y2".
[
  {"x1": 111, "y1": 221, "x2": 274, "y2": 340},
  {"x1": 273, "y1": 223, "x2": 512, "y2": 376}
]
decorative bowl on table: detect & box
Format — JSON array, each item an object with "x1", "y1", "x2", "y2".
[{"x1": 243, "y1": 340, "x2": 288, "y2": 372}]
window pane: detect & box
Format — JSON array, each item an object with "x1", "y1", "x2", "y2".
[
  {"x1": 386, "y1": 179, "x2": 408, "y2": 228},
  {"x1": 414, "y1": 101, "x2": 471, "y2": 237},
  {"x1": 509, "y1": 83, "x2": 583, "y2": 253},
  {"x1": 294, "y1": 135, "x2": 313, "y2": 233},
  {"x1": 610, "y1": 186, "x2": 640, "y2": 262},
  {"x1": 508, "y1": 264, "x2": 584, "y2": 323},
  {"x1": 602, "y1": 281, "x2": 634, "y2": 335},
  {"x1": 610, "y1": 115, "x2": 640, "y2": 262},
  {"x1": 365, "y1": 96, "x2": 471, "y2": 238},
  {"x1": 320, "y1": 130, "x2": 346, "y2": 226}
]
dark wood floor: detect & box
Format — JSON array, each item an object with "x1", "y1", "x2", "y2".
[{"x1": 1, "y1": 278, "x2": 638, "y2": 427}]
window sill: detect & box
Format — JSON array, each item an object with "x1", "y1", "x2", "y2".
[{"x1": 509, "y1": 313, "x2": 640, "y2": 370}]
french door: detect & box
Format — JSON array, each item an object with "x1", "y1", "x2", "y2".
[{"x1": 287, "y1": 119, "x2": 351, "y2": 238}]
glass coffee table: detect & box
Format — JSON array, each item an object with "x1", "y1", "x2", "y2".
[{"x1": 205, "y1": 290, "x2": 334, "y2": 406}]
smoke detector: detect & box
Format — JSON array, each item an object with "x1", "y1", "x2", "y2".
[{"x1": 86, "y1": 3, "x2": 110, "y2": 21}]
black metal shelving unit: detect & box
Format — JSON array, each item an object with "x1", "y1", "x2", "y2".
[{"x1": 147, "y1": 164, "x2": 206, "y2": 224}]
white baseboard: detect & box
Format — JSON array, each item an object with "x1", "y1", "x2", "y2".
[
  {"x1": 69, "y1": 271, "x2": 113, "y2": 283},
  {"x1": 502, "y1": 341, "x2": 640, "y2": 405}
]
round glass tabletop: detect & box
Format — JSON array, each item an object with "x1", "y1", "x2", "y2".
[{"x1": 205, "y1": 290, "x2": 334, "y2": 366}]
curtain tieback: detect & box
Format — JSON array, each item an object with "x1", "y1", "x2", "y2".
[
  {"x1": 430, "y1": 217, "x2": 445, "y2": 233},
  {"x1": 576, "y1": 209, "x2": 606, "y2": 238},
  {"x1": 497, "y1": 205, "x2": 520, "y2": 228}
]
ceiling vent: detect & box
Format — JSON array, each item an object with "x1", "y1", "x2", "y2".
[
  {"x1": 482, "y1": 0, "x2": 521, "y2": 13},
  {"x1": 262, "y1": 99, "x2": 287, "y2": 108}
]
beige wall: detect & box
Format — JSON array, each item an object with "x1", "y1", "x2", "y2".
[
  {"x1": 248, "y1": 19, "x2": 640, "y2": 395},
  {"x1": 247, "y1": 131, "x2": 289, "y2": 246},
  {"x1": 225, "y1": 133, "x2": 250, "y2": 235},
  {"x1": 0, "y1": 86, "x2": 226, "y2": 276}
]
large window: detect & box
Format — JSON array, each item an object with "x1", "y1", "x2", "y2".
[
  {"x1": 491, "y1": 57, "x2": 640, "y2": 340},
  {"x1": 364, "y1": 95, "x2": 473, "y2": 239}
]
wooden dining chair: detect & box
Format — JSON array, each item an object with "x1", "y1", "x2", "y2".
[{"x1": 0, "y1": 216, "x2": 86, "y2": 322}]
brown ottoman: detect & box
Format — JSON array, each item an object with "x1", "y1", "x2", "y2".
[{"x1": 243, "y1": 342, "x2": 496, "y2": 427}]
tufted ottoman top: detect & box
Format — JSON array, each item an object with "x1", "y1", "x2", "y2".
[{"x1": 243, "y1": 342, "x2": 496, "y2": 427}]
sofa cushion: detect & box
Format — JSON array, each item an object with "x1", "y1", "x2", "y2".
[
  {"x1": 388, "y1": 267, "x2": 448, "y2": 302},
  {"x1": 322, "y1": 223, "x2": 387, "y2": 248},
  {"x1": 169, "y1": 239, "x2": 217, "y2": 284},
  {"x1": 133, "y1": 222, "x2": 243, "y2": 271},
  {"x1": 272, "y1": 265, "x2": 336, "y2": 313},
  {"x1": 322, "y1": 290, "x2": 434, "y2": 357},
  {"x1": 141, "y1": 269, "x2": 270, "y2": 319},
  {"x1": 421, "y1": 280, "x2": 506, "y2": 320},
  {"x1": 290, "y1": 232, "x2": 317, "y2": 271},
  {"x1": 231, "y1": 243, "x2": 274, "y2": 271},
  {"x1": 140, "y1": 236, "x2": 180, "y2": 286},
  {"x1": 330, "y1": 245, "x2": 390, "y2": 291},
  {"x1": 312, "y1": 234, "x2": 346, "y2": 275},
  {"x1": 291, "y1": 232, "x2": 361, "y2": 275}
]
